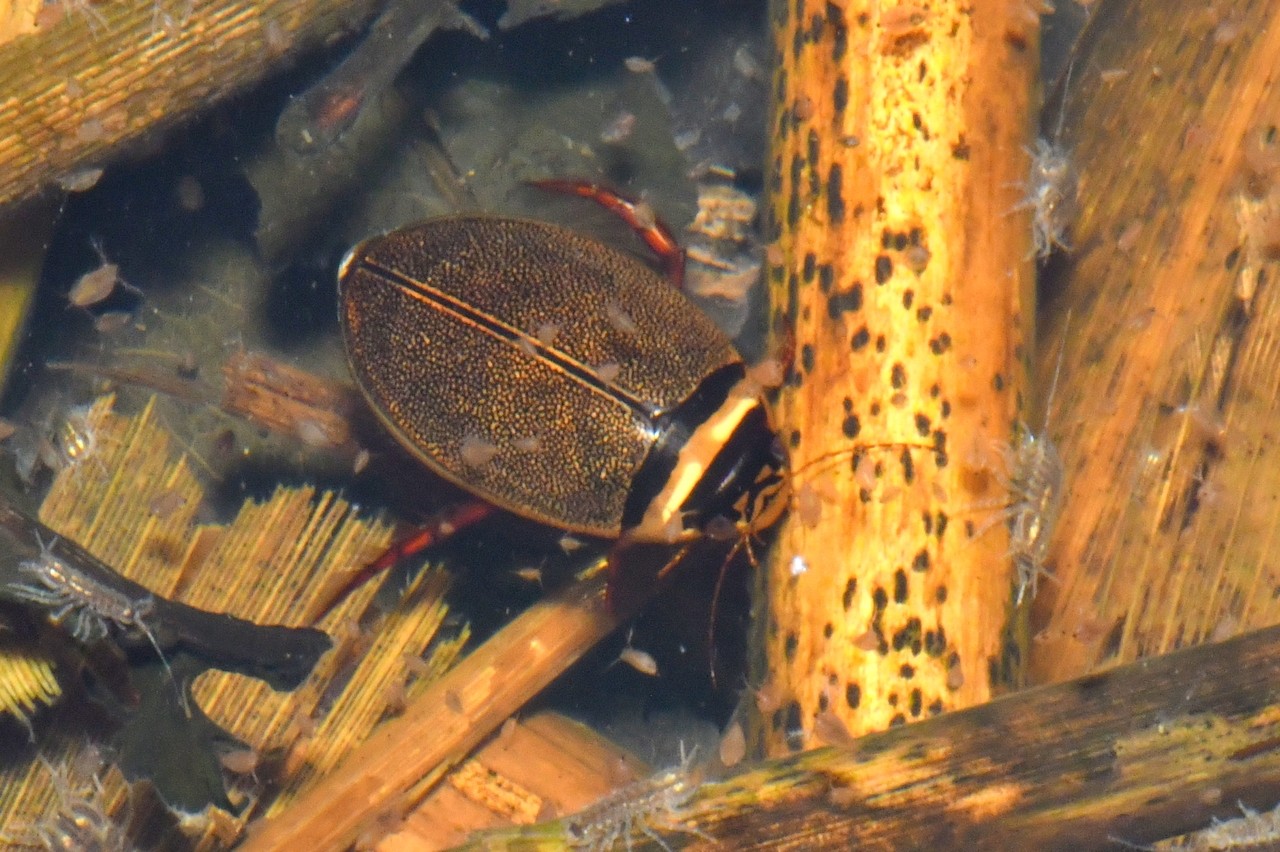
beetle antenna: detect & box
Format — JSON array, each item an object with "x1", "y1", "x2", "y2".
[{"x1": 707, "y1": 534, "x2": 760, "y2": 690}]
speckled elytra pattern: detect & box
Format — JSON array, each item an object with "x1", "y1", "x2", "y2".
[{"x1": 340, "y1": 216, "x2": 740, "y2": 537}]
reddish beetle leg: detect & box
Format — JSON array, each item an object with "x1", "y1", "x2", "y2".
[
  {"x1": 529, "y1": 179, "x2": 687, "y2": 290},
  {"x1": 312, "y1": 501, "x2": 494, "y2": 622}
]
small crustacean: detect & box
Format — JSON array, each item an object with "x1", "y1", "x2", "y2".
[
  {"x1": 995, "y1": 329, "x2": 1069, "y2": 605},
  {"x1": 1018, "y1": 138, "x2": 1077, "y2": 260},
  {"x1": 7, "y1": 533, "x2": 186, "y2": 713},
  {"x1": 966, "y1": 321, "x2": 1069, "y2": 605},
  {"x1": 1012, "y1": 63, "x2": 1078, "y2": 260},
  {"x1": 563, "y1": 746, "x2": 713, "y2": 852},
  {"x1": 1002, "y1": 417, "x2": 1064, "y2": 606},
  {"x1": 2, "y1": 750, "x2": 132, "y2": 852}
]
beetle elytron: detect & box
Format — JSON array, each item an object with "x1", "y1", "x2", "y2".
[{"x1": 337, "y1": 185, "x2": 787, "y2": 603}]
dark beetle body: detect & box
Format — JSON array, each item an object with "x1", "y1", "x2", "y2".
[{"x1": 338, "y1": 216, "x2": 785, "y2": 545}]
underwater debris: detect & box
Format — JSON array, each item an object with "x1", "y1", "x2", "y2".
[
  {"x1": 0, "y1": 643, "x2": 60, "y2": 740},
  {"x1": 0, "y1": 501, "x2": 332, "y2": 694},
  {"x1": 562, "y1": 746, "x2": 712, "y2": 851},
  {"x1": 275, "y1": 0, "x2": 487, "y2": 154},
  {"x1": 7, "y1": 531, "x2": 187, "y2": 714},
  {"x1": 3, "y1": 751, "x2": 133, "y2": 852}
]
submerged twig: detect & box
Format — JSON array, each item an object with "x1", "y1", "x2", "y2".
[{"x1": 0, "y1": 502, "x2": 330, "y2": 691}]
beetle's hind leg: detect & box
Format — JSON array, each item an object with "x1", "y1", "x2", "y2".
[
  {"x1": 528, "y1": 179, "x2": 687, "y2": 289},
  {"x1": 309, "y1": 500, "x2": 495, "y2": 623}
]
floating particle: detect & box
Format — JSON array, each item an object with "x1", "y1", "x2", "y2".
[
  {"x1": 673, "y1": 129, "x2": 701, "y2": 151},
  {"x1": 353, "y1": 448, "x2": 371, "y2": 474},
  {"x1": 719, "y1": 721, "x2": 746, "y2": 767},
  {"x1": 600, "y1": 111, "x2": 637, "y2": 144},
  {"x1": 0, "y1": 418, "x2": 15, "y2": 441},
  {"x1": 511, "y1": 566, "x2": 545, "y2": 586},
  {"x1": 796, "y1": 484, "x2": 823, "y2": 528},
  {"x1": 854, "y1": 454, "x2": 878, "y2": 490},
  {"x1": 296, "y1": 418, "x2": 337, "y2": 448},
  {"x1": 613, "y1": 628, "x2": 659, "y2": 677},
  {"x1": 624, "y1": 56, "x2": 656, "y2": 73},
  {"x1": 1213, "y1": 16, "x2": 1242, "y2": 45},
  {"x1": 754, "y1": 678, "x2": 785, "y2": 714},
  {"x1": 382, "y1": 679, "x2": 410, "y2": 714},
  {"x1": 218, "y1": 747, "x2": 261, "y2": 777},
  {"x1": 828, "y1": 785, "x2": 860, "y2": 807},
  {"x1": 747, "y1": 357, "x2": 785, "y2": 390},
  {"x1": 732, "y1": 45, "x2": 765, "y2": 80},
  {"x1": 513, "y1": 435, "x2": 543, "y2": 453},
  {"x1": 605, "y1": 303, "x2": 638, "y2": 336},
  {"x1": 75, "y1": 118, "x2": 106, "y2": 143},
  {"x1": 175, "y1": 174, "x2": 205, "y2": 211},
  {"x1": 558, "y1": 534, "x2": 584, "y2": 554},
  {"x1": 459, "y1": 435, "x2": 500, "y2": 468},
  {"x1": 264, "y1": 19, "x2": 288, "y2": 53},
  {"x1": 57, "y1": 167, "x2": 104, "y2": 192},
  {"x1": 854, "y1": 628, "x2": 879, "y2": 651},
  {"x1": 594, "y1": 362, "x2": 622, "y2": 382},
  {"x1": 789, "y1": 554, "x2": 810, "y2": 577},
  {"x1": 92, "y1": 310, "x2": 131, "y2": 332},
  {"x1": 813, "y1": 708, "x2": 858, "y2": 749},
  {"x1": 1116, "y1": 219, "x2": 1144, "y2": 252},
  {"x1": 401, "y1": 653, "x2": 431, "y2": 679},
  {"x1": 147, "y1": 488, "x2": 187, "y2": 519},
  {"x1": 881, "y1": 4, "x2": 927, "y2": 36},
  {"x1": 535, "y1": 322, "x2": 561, "y2": 346},
  {"x1": 904, "y1": 244, "x2": 932, "y2": 273},
  {"x1": 618, "y1": 646, "x2": 659, "y2": 677}
]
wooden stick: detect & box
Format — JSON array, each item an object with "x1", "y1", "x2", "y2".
[
  {"x1": 1029, "y1": 0, "x2": 1280, "y2": 682},
  {"x1": 240, "y1": 541, "x2": 712, "y2": 851},
  {"x1": 0, "y1": 0, "x2": 384, "y2": 209},
  {"x1": 757, "y1": 0, "x2": 1039, "y2": 749},
  {"x1": 469, "y1": 621, "x2": 1280, "y2": 850},
  {"x1": 0, "y1": 500, "x2": 331, "y2": 690}
]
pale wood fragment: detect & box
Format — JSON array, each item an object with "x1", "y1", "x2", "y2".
[{"x1": 241, "y1": 541, "x2": 707, "y2": 852}]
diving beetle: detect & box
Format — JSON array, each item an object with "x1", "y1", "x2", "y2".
[{"x1": 334, "y1": 182, "x2": 788, "y2": 607}]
